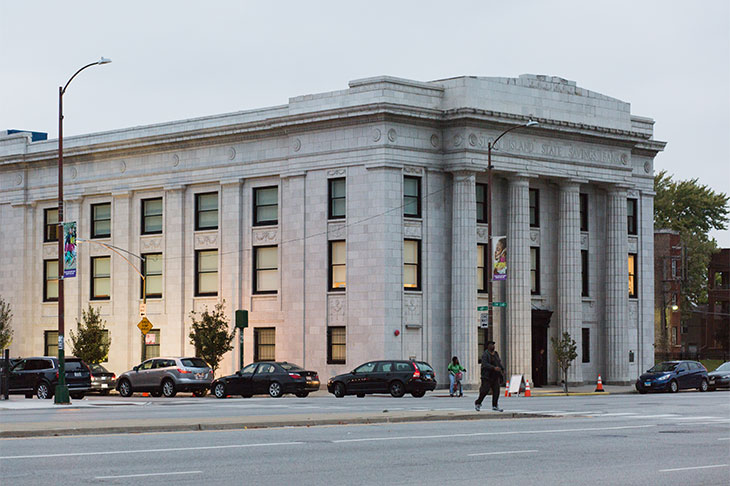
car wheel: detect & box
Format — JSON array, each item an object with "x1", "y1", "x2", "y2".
[
  {"x1": 333, "y1": 382, "x2": 346, "y2": 398},
  {"x1": 118, "y1": 379, "x2": 133, "y2": 397},
  {"x1": 389, "y1": 381, "x2": 405, "y2": 398},
  {"x1": 213, "y1": 382, "x2": 227, "y2": 399},
  {"x1": 669, "y1": 380, "x2": 679, "y2": 393},
  {"x1": 99, "y1": 390, "x2": 110, "y2": 396},
  {"x1": 35, "y1": 382, "x2": 52, "y2": 400},
  {"x1": 268, "y1": 381, "x2": 283, "y2": 398},
  {"x1": 699, "y1": 379, "x2": 708, "y2": 392},
  {"x1": 70, "y1": 392, "x2": 85, "y2": 400},
  {"x1": 162, "y1": 379, "x2": 177, "y2": 398},
  {"x1": 411, "y1": 390, "x2": 426, "y2": 398},
  {"x1": 193, "y1": 389, "x2": 208, "y2": 397}
]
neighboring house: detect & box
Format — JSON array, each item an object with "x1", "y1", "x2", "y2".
[
  {"x1": 654, "y1": 230, "x2": 682, "y2": 359},
  {"x1": 706, "y1": 249, "x2": 730, "y2": 358}
]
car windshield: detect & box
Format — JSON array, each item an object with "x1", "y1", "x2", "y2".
[
  {"x1": 649, "y1": 362, "x2": 678, "y2": 373},
  {"x1": 181, "y1": 358, "x2": 208, "y2": 368},
  {"x1": 64, "y1": 361, "x2": 86, "y2": 371},
  {"x1": 713, "y1": 362, "x2": 730, "y2": 372},
  {"x1": 89, "y1": 364, "x2": 108, "y2": 373},
  {"x1": 279, "y1": 363, "x2": 303, "y2": 371},
  {"x1": 416, "y1": 362, "x2": 433, "y2": 372}
]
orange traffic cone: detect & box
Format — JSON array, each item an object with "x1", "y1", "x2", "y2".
[
  {"x1": 142, "y1": 392, "x2": 150, "y2": 397},
  {"x1": 524, "y1": 379, "x2": 531, "y2": 397},
  {"x1": 504, "y1": 380, "x2": 510, "y2": 397},
  {"x1": 595, "y1": 375, "x2": 605, "y2": 392}
]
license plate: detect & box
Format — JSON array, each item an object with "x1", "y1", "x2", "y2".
[
  {"x1": 101, "y1": 383, "x2": 108, "y2": 389},
  {"x1": 74, "y1": 372, "x2": 81, "y2": 377},
  {"x1": 425, "y1": 374, "x2": 432, "y2": 379},
  {"x1": 644, "y1": 382, "x2": 651, "y2": 387},
  {"x1": 306, "y1": 377, "x2": 312, "y2": 381}
]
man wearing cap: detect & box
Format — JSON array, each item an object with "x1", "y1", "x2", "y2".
[{"x1": 475, "y1": 340, "x2": 504, "y2": 412}]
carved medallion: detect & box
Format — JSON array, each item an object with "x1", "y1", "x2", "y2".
[
  {"x1": 371, "y1": 128, "x2": 381, "y2": 142},
  {"x1": 430, "y1": 134, "x2": 440, "y2": 148},
  {"x1": 293, "y1": 138, "x2": 301, "y2": 152},
  {"x1": 387, "y1": 129, "x2": 397, "y2": 143}
]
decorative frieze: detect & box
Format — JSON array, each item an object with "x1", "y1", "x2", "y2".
[
  {"x1": 327, "y1": 168, "x2": 346, "y2": 177},
  {"x1": 252, "y1": 228, "x2": 279, "y2": 246},
  {"x1": 194, "y1": 231, "x2": 218, "y2": 249},
  {"x1": 140, "y1": 237, "x2": 163, "y2": 251},
  {"x1": 530, "y1": 229, "x2": 540, "y2": 246},
  {"x1": 581, "y1": 233, "x2": 588, "y2": 250},
  {"x1": 403, "y1": 294, "x2": 422, "y2": 326},
  {"x1": 328, "y1": 223, "x2": 346, "y2": 240},
  {"x1": 403, "y1": 166, "x2": 423, "y2": 175},
  {"x1": 403, "y1": 221, "x2": 422, "y2": 239},
  {"x1": 628, "y1": 236, "x2": 638, "y2": 253},
  {"x1": 476, "y1": 226, "x2": 488, "y2": 244},
  {"x1": 43, "y1": 244, "x2": 57, "y2": 258},
  {"x1": 328, "y1": 294, "x2": 346, "y2": 324}
]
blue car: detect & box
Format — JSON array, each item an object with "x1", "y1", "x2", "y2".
[{"x1": 636, "y1": 360, "x2": 709, "y2": 394}]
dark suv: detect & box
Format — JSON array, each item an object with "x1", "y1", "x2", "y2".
[
  {"x1": 327, "y1": 360, "x2": 437, "y2": 398},
  {"x1": 6, "y1": 357, "x2": 91, "y2": 399}
]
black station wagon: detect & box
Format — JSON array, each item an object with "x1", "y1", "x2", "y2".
[{"x1": 327, "y1": 360, "x2": 437, "y2": 398}]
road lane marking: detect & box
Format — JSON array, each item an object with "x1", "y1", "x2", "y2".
[
  {"x1": 468, "y1": 449, "x2": 538, "y2": 457},
  {"x1": 96, "y1": 471, "x2": 202, "y2": 479},
  {"x1": 598, "y1": 412, "x2": 637, "y2": 417},
  {"x1": 669, "y1": 416, "x2": 720, "y2": 421},
  {"x1": 624, "y1": 414, "x2": 680, "y2": 419},
  {"x1": 332, "y1": 425, "x2": 656, "y2": 443},
  {"x1": 0, "y1": 441, "x2": 304, "y2": 460},
  {"x1": 660, "y1": 464, "x2": 728, "y2": 473},
  {"x1": 718, "y1": 438, "x2": 730, "y2": 441}
]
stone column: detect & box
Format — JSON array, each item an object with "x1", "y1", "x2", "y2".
[
  {"x1": 164, "y1": 185, "x2": 186, "y2": 359},
  {"x1": 450, "y1": 170, "x2": 478, "y2": 386},
  {"x1": 605, "y1": 186, "x2": 629, "y2": 383},
  {"x1": 111, "y1": 191, "x2": 134, "y2": 365},
  {"x1": 220, "y1": 178, "x2": 242, "y2": 374},
  {"x1": 506, "y1": 175, "x2": 531, "y2": 381},
  {"x1": 557, "y1": 181, "x2": 583, "y2": 383}
]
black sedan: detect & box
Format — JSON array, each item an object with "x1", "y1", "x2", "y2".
[
  {"x1": 327, "y1": 360, "x2": 437, "y2": 398},
  {"x1": 635, "y1": 360, "x2": 709, "y2": 394},
  {"x1": 88, "y1": 363, "x2": 116, "y2": 395},
  {"x1": 211, "y1": 362, "x2": 320, "y2": 398},
  {"x1": 708, "y1": 361, "x2": 730, "y2": 390}
]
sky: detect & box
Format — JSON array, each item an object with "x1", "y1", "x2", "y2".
[{"x1": 2, "y1": 0, "x2": 728, "y2": 245}]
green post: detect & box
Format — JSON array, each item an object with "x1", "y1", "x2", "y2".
[{"x1": 235, "y1": 310, "x2": 248, "y2": 370}]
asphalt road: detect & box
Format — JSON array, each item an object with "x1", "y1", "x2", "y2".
[{"x1": 1, "y1": 392, "x2": 729, "y2": 485}]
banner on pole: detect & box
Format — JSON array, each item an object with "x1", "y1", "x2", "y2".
[
  {"x1": 492, "y1": 236, "x2": 507, "y2": 281},
  {"x1": 63, "y1": 222, "x2": 77, "y2": 278}
]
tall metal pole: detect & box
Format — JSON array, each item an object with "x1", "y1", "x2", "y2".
[
  {"x1": 55, "y1": 86, "x2": 70, "y2": 404},
  {"x1": 487, "y1": 143, "x2": 494, "y2": 342}
]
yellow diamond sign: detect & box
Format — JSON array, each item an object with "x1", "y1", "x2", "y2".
[{"x1": 137, "y1": 317, "x2": 153, "y2": 335}]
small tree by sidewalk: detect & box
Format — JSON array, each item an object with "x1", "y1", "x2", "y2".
[
  {"x1": 551, "y1": 331, "x2": 578, "y2": 394},
  {"x1": 70, "y1": 305, "x2": 111, "y2": 364},
  {"x1": 0, "y1": 296, "x2": 13, "y2": 351},
  {"x1": 189, "y1": 301, "x2": 235, "y2": 378}
]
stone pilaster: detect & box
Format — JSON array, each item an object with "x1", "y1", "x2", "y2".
[
  {"x1": 557, "y1": 181, "x2": 583, "y2": 383},
  {"x1": 281, "y1": 173, "x2": 306, "y2": 368},
  {"x1": 220, "y1": 178, "x2": 242, "y2": 374},
  {"x1": 605, "y1": 186, "x2": 629, "y2": 383},
  {"x1": 450, "y1": 170, "x2": 478, "y2": 386},
  {"x1": 506, "y1": 176, "x2": 531, "y2": 381},
  {"x1": 164, "y1": 185, "x2": 186, "y2": 358},
  {"x1": 111, "y1": 191, "x2": 134, "y2": 365}
]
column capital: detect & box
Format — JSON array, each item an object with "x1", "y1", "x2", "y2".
[
  {"x1": 219, "y1": 177, "x2": 243, "y2": 187},
  {"x1": 163, "y1": 184, "x2": 186, "y2": 192},
  {"x1": 557, "y1": 178, "x2": 586, "y2": 191},
  {"x1": 506, "y1": 173, "x2": 531, "y2": 186},
  {"x1": 112, "y1": 190, "x2": 131, "y2": 199},
  {"x1": 280, "y1": 171, "x2": 307, "y2": 179}
]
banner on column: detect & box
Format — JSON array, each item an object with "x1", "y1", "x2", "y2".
[
  {"x1": 63, "y1": 222, "x2": 77, "y2": 278},
  {"x1": 492, "y1": 236, "x2": 507, "y2": 281}
]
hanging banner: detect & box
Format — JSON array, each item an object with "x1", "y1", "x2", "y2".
[
  {"x1": 492, "y1": 236, "x2": 507, "y2": 281},
  {"x1": 63, "y1": 222, "x2": 77, "y2": 278}
]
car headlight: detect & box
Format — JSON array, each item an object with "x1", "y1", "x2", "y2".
[{"x1": 657, "y1": 374, "x2": 671, "y2": 381}]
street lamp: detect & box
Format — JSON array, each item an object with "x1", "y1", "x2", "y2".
[
  {"x1": 486, "y1": 120, "x2": 538, "y2": 341},
  {"x1": 55, "y1": 57, "x2": 111, "y2": 405}
]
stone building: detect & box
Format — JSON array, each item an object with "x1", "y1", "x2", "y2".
[
  {"x1": 654, "y1": 230, "x2": 683, "y2": 359},
  {"x1": 0, "y1": 74, "x2": 666, "y2": 385}
]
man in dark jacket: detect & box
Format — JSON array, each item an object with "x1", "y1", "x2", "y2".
[{"x1": 475, "y1": 340, "x2": 504, "y2": 412}]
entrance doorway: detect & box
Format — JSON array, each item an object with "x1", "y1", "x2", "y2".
[{"x1": 531, "y1": 309, "x2": 552, "y2": 387}]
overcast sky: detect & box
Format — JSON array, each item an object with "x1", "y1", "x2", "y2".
[{"x1": 2, "y1": 1, "x2": 728, "y2": 245}]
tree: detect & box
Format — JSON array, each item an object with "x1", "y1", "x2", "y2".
[
  {"x1": 0, "y1": 296, "x2": 13, "y2": 351},
  {"x1": 69, "y1": 305, "x2": 111, "y2": 364},
  {"x1": 189, "y1": 301, "x2": 235, "y2": 377},
  {"x1": 551, "y1": 331, "x2": 578, "y2": 394}
]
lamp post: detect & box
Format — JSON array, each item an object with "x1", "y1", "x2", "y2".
[
  {"x1": 486, "y1": 120, "x2": 538, "y2": 341},
  {"x1": 55, "y1": 57, "x2": 111, "y2": 405}
]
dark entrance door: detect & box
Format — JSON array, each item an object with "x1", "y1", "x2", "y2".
[{"x1": 531, "y1": 309, "x2": 552, "y2": 387}]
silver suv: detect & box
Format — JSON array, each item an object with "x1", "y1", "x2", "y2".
[{"x1": 116, "y1": 357, "x2": 212, "y2": 398}]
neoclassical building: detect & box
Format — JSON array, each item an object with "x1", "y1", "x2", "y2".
[{"x1": 0, "y1": 74, "x2": 665, "y2": 385}]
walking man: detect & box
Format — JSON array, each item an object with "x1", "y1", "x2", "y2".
[{"x1": 475, "y1": 340, "x2": 504, "y2": 412}]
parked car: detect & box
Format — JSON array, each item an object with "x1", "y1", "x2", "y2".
[
  {"x1": 88, "y1": 363, "x2": 116, "y2": 395},
  {"x1": 635, "y1": 360, "x2": 709, "y2": 394},
  {"x1": 327, "y1": 360, "x2": 437, "y2": 398},
  {"x1": 212, "y1": 361, "x2": 320, "y2": 398},
  {"x1": 116, "y1": 357, "x2": 212, "y2": 398},
  {"x1": 708, "y1": 361, "x2": 730, "y2": 391},
  {"x1": 5, "y1": 356, "x2": 91, "y2": 399}
]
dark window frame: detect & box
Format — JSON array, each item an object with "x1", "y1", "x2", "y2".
[
  {"x1": 253, "y1": 245, "x2": 278, "y2": 295},
  {"x1": 582, "y1": 328, "x2": 590, "y2": 363},
  {"x1": 476, "y1": 183, "x2": 488, "y2": 224},
  {"x1": 477, "y1": 243, "x2": 487, "y2": 293},
  {"x1": 91, "y1": 256, "x2": 111, "y2": 301},
  {"x1": 327, "y1": 326, "x2": 346, "y2": 364},
  {"x1": 579, "y1": 193, "x2": 589, "y2": 232},
  {"x1": 43, "y1": 258, "x2": 59, "y2": 302},
  {"x1": 141, "y1": 197, "x2": 163, "y2": 235},
  {"x1": 195, "y1": 192, "x2": 219, "y2": 231},
  {"x1": 194, "y1": 249, "x2": 218, "y2": 297},
  {"x1": 403, "y1": 176, "x2": 421, "y2": 218},
  {"x1": 91, "y1": 202, "x2": 111, "y2": 239},
  {"x1": 404, "y1": 239, "x2": 421, "y2": 291},
  {"x1": 44, "y1": 208, "x2": 59, "y2": 242},
  {"x1": 581, "y1": 250, "x2": 590, "y2": 297},
  {"x1": 530, "y1": 246, "x2": 540, "y2": 295},
  {"x1": 253, "y1": 186, "x2": 279, "y2": 227},
  {"x1": 627, "y1": 198, "x2": 638, "y2": 235},
  {"x1": 529, "y1": 189, "x2": 540, "y2": 228},
  {"x1": 628, "y1": 252, "x2": 638, "y2": 299},
  {"x1": 328, "y1": 178, "x2": 346, "y2": 220},
  {"x1": 141, "y1": 252, "x2": 163, "y2": 299},
  {"x1": 254, "y1": 327, "x2": 276, "y2": 362},
  {"x1": 328, "y1": 240, "x2": 346, "y2": 291},
  {"x1": 44, "y1": 330, "x2": 59, "y2": 357}
]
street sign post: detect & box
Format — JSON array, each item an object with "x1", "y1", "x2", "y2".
[
  {"x1": 139, "y1": 302, "x2": 147, "y2": 317},
  {"x1": 477, "y1": 305, "x2": 489, "y2": 311},
  {"x1": 492, "y1": 302, "x2": 507, "y2": 307},
  {"x1": 479, "y1": 312, "x2": 489, "y2": 328},
  {"x1": 235, "y1": 310, "x2": 248, "y2": 370}
]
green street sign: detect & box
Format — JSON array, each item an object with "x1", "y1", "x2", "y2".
[
  {"x1": 235, "y1": 310, "x2": 249, "y2": 329},
  {"x1": 477, "y1": 306, "x2": 489, "y2": 311},
  {"x1": 492, "y1": 302, "x2": 507, "y2": 307}
]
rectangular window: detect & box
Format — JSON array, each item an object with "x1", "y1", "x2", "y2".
[
  {"x1": 671, "y1": 259, "x2": 678, "y2": 279},
  {"x1": 327, "y1": 326, "x2": 346, "y2": 364},
  {"x1": 328, "y1": 178, "x2": 346, "y2": 219},
  {"x1": 628, "y1": 253, "x2": 638, "y2": 298},
  {"x1": 529, "y1": 189, "x2": 540, "y2": 227},
  {"x1": 476, "y1": 183, "x2": 487, "y2": 224},
  {"x1": 195, "y1": 249, "x2": 218, "y2": 296},
  {"x1": 671, "y1": 327, "x2": 677, "y2": 346},
  {"x1": 142, "y1": 253, "x2": 163, "y2": 299},
  {"x1": 44, "y1": 208, "x2": 59, "y2": 242},
  {"x1": 477, "y1": 244, "x2": 487, "y2": 293},
  {"x1": 404, "y1": 239, "x2": 421, "y2": 290},
  {"x1": 195, "y1": 192, "x2": 218, "y2": 230},
  {"x1": 403, "y1": 176, "x2": 421, "y2": 218},
  {"x1": 91, "y1": 256, "x2": 111, "y2": 300},
  {"x1": 253, "y1": 186, "x2": 278, "y2": 226},
  {"x1": 44, "y1": 330, "x2": 58, "y2": 357},
  {"x1": 329, "y1": 240, "x2": 346, "y2": 291},
  {"x1": 43, "y1": 259, "x2": 59, "y2": 302},
  {"x1": 581, "y1": 250, "x2": 590, "y2": 297},
  {"x1": 530, "y1": 247, "x2": 540, "y2": 295},
  {"x1": 579, "y1": 193, "x2": 589, "y2": 232},
  {"x1": 254, "y1": 328, "x2": 276, "y2": 362},
  {"x1": 91, "y1": 202, "x2": 111, "y2": 238},
  {"x1": 254, "y1": 246, "x2": 278, "y2": 294},
  {"x1": 141, "y1": 198, "x2": 163, "y2": 235},
  {"x1": 582, "y1": 328, "x2": 590, "y2": 363},
  {"x1": 627, "y1": 198, "x2": 638, "y2": 235},
  {"x1": 143, "y1": 329, "x2": 160, "y2": 359}
]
